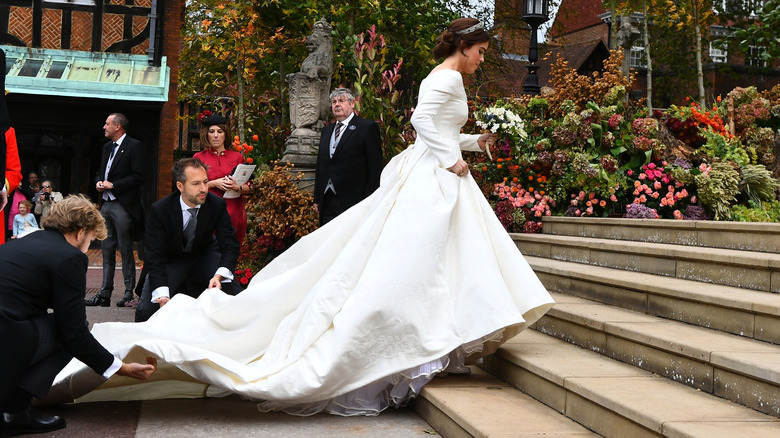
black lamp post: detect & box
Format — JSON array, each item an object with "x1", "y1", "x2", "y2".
[{"x1": 522, "y1": 0, "x2": 550, "y2": 95}]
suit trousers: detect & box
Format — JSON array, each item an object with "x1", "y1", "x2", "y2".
[
  {"x1": 320, "y1": 190, "x2": 347, "y2": 226},
  {"x1": 135, "y1": 242, "x2": 241, "y2": 322},
  {"x1": 99, "y1": 200, "x2": 136, "y2": 299},
  {"x1": 6, "y1": 315, "x2": 74, "y2": 411}
]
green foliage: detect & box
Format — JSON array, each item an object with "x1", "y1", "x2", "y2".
[
  {"x1": 695, "y1": 162, "x2": 741, "y2": 220},
  {"x1": 724, "y1": 0, "x2": 780, "y2": 64},
  {"x1": 741, "y1": 164, "x2": 780, "y2": 205},
  {"x1": 698, "y1": 129, "x2": 749, "y2": 166},
  {"x1": 730, "y1": 200, "x2": 780, "y2": 222}
]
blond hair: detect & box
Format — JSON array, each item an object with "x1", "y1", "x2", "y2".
[{"x1": 42, "y1": 195, "x2": 108, "y2": 240}]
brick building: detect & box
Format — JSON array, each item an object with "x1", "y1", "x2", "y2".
[
  {"x1": 1, "y1": 0, "x2": 184, "y2": 208},
  {"x1": 543, "y1": 0, "x2": 780, "y2": 106}
]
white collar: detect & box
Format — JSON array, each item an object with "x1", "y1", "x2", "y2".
[
  {"x1": 335, "y1": 112, "x2": 355, "y2": 126},
  {"x1": 179, "y1": 196, "x2": 201, "y2": 212}
]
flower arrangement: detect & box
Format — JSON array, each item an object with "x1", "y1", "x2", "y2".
[
  {"x1": 234, "y1": 268, "x2": 254, "y2": 288},
  {"x1": 236, "y1": 162, "x2": 319, "y2": 273},
  {"x1": 476, "y1": 101, "x2": 528, "y2": 142},
  {"x1": 196, "y1": 109, "x2": 213, "y2": 124}
]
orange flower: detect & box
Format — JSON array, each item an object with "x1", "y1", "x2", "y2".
[
  {"x1": 252, "y1": 134, "x2": 259, "y2": 141},
  {"x1": 497, "y1": 158, "x2": 503, "y2": 162},
  {"x1": 512, "y1": 177, "x2": 518, "y2": 182},
  {"x1": 234, "y1": 136, "x2": 240, "y2": 141},
  {"x1": 497, "y1": 164, "x2": 502, "y2": 169},
  {"x1": 482, "y1": 166, "x2": 487, "y2": 171},
  {"x1": 247, "y1": 157, "x2": 254, "y2": 164},
  {"x1": 528, "y1": 175, "x2": 533, "y2": 181},
  {"x1": 716, "y1": 96, "x2": 722, "y2": 103},
  {"x1": 540, "y1": 190, "x2": 545, "y2": 195},
  {"x1": 528, "y1": 187, "x2": 534, "y2": 192}
]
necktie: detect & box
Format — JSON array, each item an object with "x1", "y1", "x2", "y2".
[
  {"x1": 109, "y1": 143, "x2": 119, "y2": 160},
  {"x1": 334, "y1": 122, "x2": 344, "y2": 141},
  {"x1": 182, "y1": 208, "x2": 198, "y2": 252}
]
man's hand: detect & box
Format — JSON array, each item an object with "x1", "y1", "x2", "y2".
[
  {"x1": 313, "y1": 203, "x2": 319, "y2": 214},
  {"x1": 0, "y1": 189, "x2": 6, "y2": 212},
  {"x1": 208, "y1": 275, "x2": 224, "y2": 290},
  {"x1": 157, "y1": 296, "x2": 170, "y2": 307},
  {"x1": 96, "y1": 180, "x2": 113, "y2": 192},
  {"x1": 117, "y1": 357, "x2": 158, "y2": 380}
]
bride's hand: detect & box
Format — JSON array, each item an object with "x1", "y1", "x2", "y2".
[
  {"x1": 477, "y1": 133, "x2": 497, "y2": 152},
  {"x1": 448, "y1": 159, "x2": 470, "y2": 177}
]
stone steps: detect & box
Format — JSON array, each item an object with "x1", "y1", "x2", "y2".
[
  {"x1": 418, "y1": 218, "x2": 780, "y2": 437},
  {"x1": 534, "y1": 292, "x2": 780, "y2": 417},
  {"x1": 514, "y1": 234, "x2": 780, "y2": 292},
  {"x1": 526, "y1": 256, "x2": 780, "y2": 344},
  {"x1": 542, "y1": 217, "x2": 780, "y2": 254},
  {"x1": 481, "y1": 329, "x2": 780, "y2": 438},
  {"x1": 414, "y1": 368, "x2": 600, "y2": 438}
]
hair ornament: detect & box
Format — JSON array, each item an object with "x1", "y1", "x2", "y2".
[{"x1": 455, "y1": 21, "x2": 484, "y2": 35}]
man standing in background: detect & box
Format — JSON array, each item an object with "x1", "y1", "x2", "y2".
[{"x1": 85, "y1": 113, "x2": 145, "y2": 308}]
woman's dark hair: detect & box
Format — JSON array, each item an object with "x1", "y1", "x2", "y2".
[
  {"x1": 433, "y1": 18, "x2": 491, "y2": 59},
  {"x1": 199, "y1": 123, "x2": 233, "y2": 151}
]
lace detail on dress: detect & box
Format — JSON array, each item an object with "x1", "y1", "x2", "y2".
[{"x1": 345, "y1": 334, "x2": 422, "y2": 361}]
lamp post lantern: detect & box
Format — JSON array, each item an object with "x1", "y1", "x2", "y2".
[{"x1": 522, "y1": 0, "x2": 550, "y2": 95}]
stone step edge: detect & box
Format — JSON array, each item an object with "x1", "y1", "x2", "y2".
[
  {"x1": 514, "y1": 233, "x2": 780, "y2": 269},
  {"x1": 543, "y1": 291, "x2": 780, "y2": 387},
  {"x1": 482, "y1": 330, "x2": 780, "y2": 438},
  {"x1": 413, "y1": 367, "x2": 600, "y2": 438},
  {"x1": 540, "y1": 216, "x2": 780, "y2": 233},
  {"x1": 526, "y1": 256, "x2": 780, "y2": 317},
  {"x1": 537, "y1": 217, "x2": 780, "y2": 254}
]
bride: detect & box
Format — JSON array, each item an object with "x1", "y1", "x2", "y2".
[{"x1": 50, "y1": 18, "x2": 554, "y2": 416}]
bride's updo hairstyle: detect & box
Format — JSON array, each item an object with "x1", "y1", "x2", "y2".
[{"x1": 433, "y1": 18, "x2": 490, "y2": 59}]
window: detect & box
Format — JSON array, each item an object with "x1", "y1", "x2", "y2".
[
  {"x1": 44, "y1": 0, "x2": 96, "y2": 5},
  {"x1": 709, "y1": 41, "x2": 728, "y2": 63},
  {"x1": 746, "y1": 46, "x2": 767, "y2": 67},
  {"x1": 630, "y1": 34, "x2": 647, "y2": 68}
]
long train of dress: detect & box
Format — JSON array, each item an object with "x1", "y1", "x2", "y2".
[{"x1": 49, "y1": 69, "x2": 554, "y2": 415}]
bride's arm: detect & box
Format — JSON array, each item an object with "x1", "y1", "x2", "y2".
[{"x1": 410, "y1": 86, "x2": 460, "y2": 169}]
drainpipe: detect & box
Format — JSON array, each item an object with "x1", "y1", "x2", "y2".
[{"x1": 147, "y1": 0, "x2": 159, "y2": 65}]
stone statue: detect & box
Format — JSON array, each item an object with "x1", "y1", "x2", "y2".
[
  {"x1": 282, "y1": 18, "x2": 333, "y2": 170},
  {"x1": 616, "y1": 15, "x2": 641, "y2": 78}
]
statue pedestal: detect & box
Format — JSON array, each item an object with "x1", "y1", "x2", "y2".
[{"x1": 281, "y1": 135, "x2": 318, "y2": 193}]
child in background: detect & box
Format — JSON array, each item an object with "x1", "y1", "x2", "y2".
[{"x1": 12, "y1": 200, "x2": 38, "y2": 239}]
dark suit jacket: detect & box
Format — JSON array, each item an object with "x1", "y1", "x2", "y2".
[
  {"x1": 96, "y1": 135, "x2": 145, "y2": 236},
  {"x1": 144, "y1": 192, "x2": 239, "y2": 292},
  {"x1": 0, "y1": 230, "x2": 114, "y2": 406},
  {"x1": 314, "y1": 115, "x2": 382, "y2": 209}
]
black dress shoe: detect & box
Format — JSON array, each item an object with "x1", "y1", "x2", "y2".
[
  {"x1": 2, "y1": 407, "x2": 66, "y2": 437},
  {"x1": 84, "y1": 295, "x2": 110, "y2": 307},
  {"x1": 116, "y1": 297, "x2": 133, "y2": 307}
]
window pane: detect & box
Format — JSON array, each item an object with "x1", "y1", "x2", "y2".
[
  {"x1": 46, "y1": 61, "x2": 68, "y2": 79},
  {"x1": 19, "y1": 59, "x2": 44, "y2": 77}
]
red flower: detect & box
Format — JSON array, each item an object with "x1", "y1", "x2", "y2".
[{"x1": 239, "y1": 277, "x2": 249, "y2": 285}]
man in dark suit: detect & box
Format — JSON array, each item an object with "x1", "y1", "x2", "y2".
[
  {"x1": 314, "y1": 88, "x2": 382, "y2": 225},
  {"x1": 86, "y1": 113, "x2": 145, "y2": 308},
  {"x1": 0, "y1": 195, "x2": 156, "y2": 437},
  {"x1": 135, "y1": 158, "x2": 241, "y2": 322}
]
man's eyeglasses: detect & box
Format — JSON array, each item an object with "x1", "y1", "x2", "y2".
[{"x1": 42, "y1": 185, "x2": 51, "y2": 188}]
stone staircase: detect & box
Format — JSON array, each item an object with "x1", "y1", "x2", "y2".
[{"x1": 414, "y1": 217, "x2": 780, "y2": 437}]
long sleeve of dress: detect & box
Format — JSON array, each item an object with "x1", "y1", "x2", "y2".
[{"x1": 411, "y1": 79, "x2": 461, "y2": 169}]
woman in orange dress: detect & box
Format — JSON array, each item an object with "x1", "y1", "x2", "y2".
[{"x1": 193, "y1": 113, "x2": 252, "y2": 245}]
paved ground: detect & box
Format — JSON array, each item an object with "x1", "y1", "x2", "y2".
[{"x1": 32, "y1": 251, "x2": 437, "y2": 437}]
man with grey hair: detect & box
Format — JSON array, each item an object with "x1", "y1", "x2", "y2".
[{"x1": 314, "y1": 88, "x2": 382, "y2": 225}]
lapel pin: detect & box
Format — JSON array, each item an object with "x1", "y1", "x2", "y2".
[{"x1": 349, "y1": 125, "x2": 356, "y2": 131}]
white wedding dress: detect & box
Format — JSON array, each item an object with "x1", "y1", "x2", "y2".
[{"x1": 50, "y1": 69, "x2": 554, "y2": 415}]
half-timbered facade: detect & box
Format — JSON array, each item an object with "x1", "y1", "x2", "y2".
[{"x1": 1, "y1": 0, "x2": 183, "y2": 209}]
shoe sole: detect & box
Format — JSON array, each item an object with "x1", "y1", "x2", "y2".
[{"x1": 2, "y1": 422, "x2": 66, "y2": 437}]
